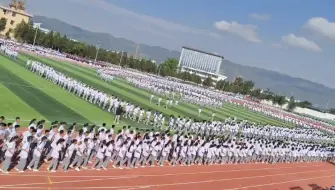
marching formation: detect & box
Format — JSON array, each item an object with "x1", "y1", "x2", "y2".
[
  {"x1": 25, "y1": 60, "x2": 335, "y2": 145},
  {"x1": 27, "y1": 60, "x2": 223, "y2": 127},
  {"x1": 1, "y1": 117, "x2": 334, "y2": 174},
  {"x1": 97, "y1": 68, "x2": 335, "y2": 133},
  {"x1": 0, "y1": 44, "x2": 19, "y2": 59},
  {"x1": 99, "y1": 68, "x2": 223, "y2": 107}
]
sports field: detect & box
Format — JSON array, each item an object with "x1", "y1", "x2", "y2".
[
  {"x1": 0, "y1": 52, "x2": 295, "y2": 129},
  {"x1": 0, "y1": 54, "x2": 149, "y2": 129}
]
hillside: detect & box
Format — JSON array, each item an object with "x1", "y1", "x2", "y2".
[{"x1": 32, "y1": 16, "x2": 335, "y2": 108}]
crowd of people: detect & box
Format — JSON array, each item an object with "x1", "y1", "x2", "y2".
[
  {"x1": 96, "y1": 67, "x2": 335, "y2": 134},
  {"x1": 0, "y1": 43, "x2": 18, "y2": 59},
  {"x1": 27, "y1": 59, "x2": 335, "y2": 146},
  {"x1": 0, "y1": 116, "x2": 334, "y2": 174},
  {"x1": 99, "y1": 67, "x2": 223, "y2": 107},
  {"x1": 0, "y1": 40, "x2": 334, "y2": 179},
  {"x1": 2, "y1": 39, "x2": 335, "y2": 134}
]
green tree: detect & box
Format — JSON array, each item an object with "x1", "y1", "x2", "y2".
[
  {"x1": 287, "y1": 96, "x2": 297, "y2": 111},
  {"x1": 160, "y1": 58, "x2": 178, "y2": 77},
  {"x1": 296, "y1": 101, "x2": 312, "y2": 108},
  {"x1": 329, "y1": 108, "x2": 335, "y2": 114},
  {"x1": 272, "y1": 95, "x2": 287, "y2": 106},
  {"x1": 203, "y1": 77, "x2": 213, "y2": 87},
  {"x1": 0, "y1": 18, "x2": 7, "y2": 32}
]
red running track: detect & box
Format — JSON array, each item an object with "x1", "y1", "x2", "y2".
[{"x1": 0, "y1": 161, "x2": 334, "y2": 190}]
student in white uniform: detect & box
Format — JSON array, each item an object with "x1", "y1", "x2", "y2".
[
  {"x1": 113, "y1": 141, "x2": 128, "y2": 169},
  {"x1": 1, "y1": 136, "x2": 18, "y2": 174},
  {"x1": 62, "y1": 139, "x2": 77, "y2": 172},
  {"x1": 148, "y1": 142, "x2": 161, "y2": 167},
  {"x1": 131, "y1": 141, "x2": 142, "y2": 168},
  {"x1": 27, "y1": 136, "x2": 48, "y2": 172},
  {"x1": 125, "y1": 141, "x2": 136, "y2": 168},
  {"x1": 48, "y1": 139, "x2": 65, "y2": 172},
  {"x1": 93, "y1": 140, "x2": 107, "y2": 170},
  {"x1": 15, "y1": 136, "x2": 33, "y2": 172},
  {"x1": 158, "y1": 141, "x2": 171, "y2": 166},
  {"x1": 103, "y1": 140, "x2": 114, "y2": 169}
]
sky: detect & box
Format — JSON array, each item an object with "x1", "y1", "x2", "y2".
[{"x1": 2, "y1": 0, "x2": 335, "y2": 88}]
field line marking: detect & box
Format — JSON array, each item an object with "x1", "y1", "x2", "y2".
[
  {"x1": 48, "y1": 176, "x2": 52, "y2": 184},
  {"x1": 2, "y1": 164, "x2": 324, "y2": 178},
  {"x1": 0, "y1": 176, "x2": 137, "y2": 188},
  {"x1": 0, "y1": 168, "x2": 334, "y2": 188},
  {"x1": 226, "y1": 174, "x2": 335, "y2": 190}
]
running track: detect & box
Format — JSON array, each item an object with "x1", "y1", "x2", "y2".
[{"x1": 0, "y1": 161, "x2": 334, "y2": 190}]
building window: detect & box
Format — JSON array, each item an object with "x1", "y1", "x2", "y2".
[
  {"x1": 12, "y1": 12, "x2": 16, "y2": 17},
  {"x1": 10, "y1": 20, "x2": 14, "y2": 25}
]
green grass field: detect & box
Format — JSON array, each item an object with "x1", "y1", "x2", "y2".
[
  {"x1": 0, "y1": 54, "x2": 154, "y2": 129},
  {"x1": 0, "y1": 52, "x2": 294, "y2": 129}
]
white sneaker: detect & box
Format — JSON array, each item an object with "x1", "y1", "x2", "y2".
[
  {"x1": 15, "y1": 168, "x2": 19, "y2": 172},
  {"x1": 50, "y1": 170, "x2": 56, "y2": 173},
  {"x1": 33, "y1": 169, "x2": 39, "y2": 172},
  {"x1": 75, "y1": 167, "x2": 80, "y2": 172},
  {"x1": 112, "y1": 165, "x2": 116, "y2": 168},
  {"x1": 27, "y1": 166, "x2": 32, "y2": 170},
  {"x1": 18, "y1": 170, "x2": 24, "y2": 173}
]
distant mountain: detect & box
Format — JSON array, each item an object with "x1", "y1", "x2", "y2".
[
  {"x1": 32, "y1": 16, "x2": 180, "y2": 64},
  {"x1": 32, "y1": 16, "x2": 335, "y2": 108}
]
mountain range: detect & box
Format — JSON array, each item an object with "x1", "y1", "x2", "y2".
[{"x1": 32, "y1": 16, "x2": 335, "y2": 109}]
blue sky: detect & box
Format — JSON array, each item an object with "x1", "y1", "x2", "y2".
[{"x1": 1, "y1": 0, "x2": 334, "y2": 88}]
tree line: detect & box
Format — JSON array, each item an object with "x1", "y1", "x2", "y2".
[{"x1": 12, "y1": 20, "x2": 316, "y2": 112}]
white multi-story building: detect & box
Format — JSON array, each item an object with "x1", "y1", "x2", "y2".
[{"x1": 178, "y1": 46, "x2": 227, "y2": 82}]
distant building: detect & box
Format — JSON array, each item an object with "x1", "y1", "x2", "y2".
[
  {"x1": 178, "y1": 46, "x2": 227, "y2": 82},
  {"x1": 0, "y1": 2, "x2": 32, "y2": 37}
]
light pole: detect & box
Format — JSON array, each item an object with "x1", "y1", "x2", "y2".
[
  {"x1": 326, "y1": 100, "x2": 330, "y2": 110},
  {"x1": 118, "y1": 50, "x2": 124, "y2": 67},
  {"x1": 32, "y1": 25, "x2": 39, "y2": 47},
  {"x1": 94, "y1": 42, "x2": 100, "y2": 64}
]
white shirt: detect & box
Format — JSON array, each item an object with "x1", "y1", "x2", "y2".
[
  {"x1": 51, "y1": 143, "x2": 62, "y2": 159},
  {"x1": 19, "y1": 142, "x2": 30, "y2": 159},
  {"x1": 5, "y1": 141, "x2": 16, "y2": 157},
  {"x1": 34, "y1": 142, "x2": 46, "y2": 157}
]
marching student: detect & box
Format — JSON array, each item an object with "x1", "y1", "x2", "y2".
[
  {"x1": 62, "y1": 139, "x2": 77, "y2": 172},
  {"x1": 1, "y1": 136, "x2": 18, "y2": 174},
  {"x1": 125, "y1": 141, "x2": 136, "y2": 168},
  {"x1": 93, "y1": 140, "x2": 107, "y2": 170},
  {"x1": 113, "y1": 140, "x2": 128, "y2": 169},
  {"x1": 102, "y1": 140, "x2": 114, "y2": 169},
  {"x1": 15, "y1": 136, "x2": 33, "y2": 172},
  {"x1": 158, "y1": 140, "x2": 171, "y2": 166},
  {"x1": 48, "y1": 138, "x2": 65, "y2": 172},
  {"x1": 27, "y1": 136, "x2": 48, "y2": 171},
  {"x1": 131, "y1": 141, "x2": 142, "y2": 168}
]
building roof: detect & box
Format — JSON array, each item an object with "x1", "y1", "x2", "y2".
[
  {"x1": 0, "y1": 4, "x2": 33, "y2": 17},
  {"x1": 182, "y1": 46, "x2": 224, "y2": 59}
]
